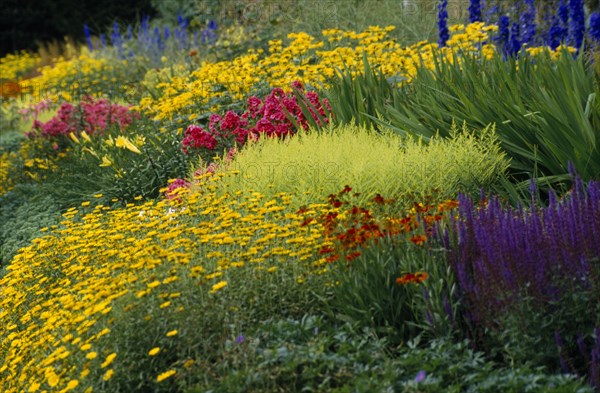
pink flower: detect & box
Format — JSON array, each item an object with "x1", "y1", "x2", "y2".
[
  {"x1": 221, "y1": 111, "x2": 241, "y2": 132},
  {"x1": 182, "y1": 125, "x2": 218, "y2": 153},
  {"x1": 247, "y1": 96, "x2": 262, "y2": 118},
  {"x1": 29, "y1": 97, "x2": 136, "y2": 141},
  {"x1": 165, "y1": 178, "x2": 191, "y2": 201}
]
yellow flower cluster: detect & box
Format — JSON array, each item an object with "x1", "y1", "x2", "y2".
[
  {"x1": 0, "y1": 150, "x2": 18, "y2": 195},
  {"x1": 135, "y1": 22, "x2": 575, "y2": 123},
  {"x1": 18, "y1": 52, "x2": 118, "y2": 104},
  {"x1": 0, "y1": 50, "x2": 41, "y2": 80},
  {"x1": 134, "y1": 24, "x2": 495, "y2": 121},
  {"x1": 0, "y1": 174, "x2": 337, "y2": 392}
]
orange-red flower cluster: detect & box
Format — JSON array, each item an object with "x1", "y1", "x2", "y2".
[
  {"x1": 396, "y1": 272, "x2": 429, "y2": 285},
  {"x1": 305, "y1": 187, "x2": 459, "y2": 264}
]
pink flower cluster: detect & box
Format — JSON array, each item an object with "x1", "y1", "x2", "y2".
[
  {"x1": 29, "y1": 96, "x2": 138, "y2": 139},
  {"x1": 164, "y1": 147, "x2": 236, "y2": 200},
  {"x1": 18, "y1": 99, "x2": 54, "y2": 121},
  {"x1": 165, "y1": 178, "x2": 192, "y2": 201},
  {"x1": 181, "y1": 82, "x2": 330, "y2": 156}
]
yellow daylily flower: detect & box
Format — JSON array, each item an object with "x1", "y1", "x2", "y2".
[{"x1": 99, "y1": 155, "x2": 113, "y2": 167}]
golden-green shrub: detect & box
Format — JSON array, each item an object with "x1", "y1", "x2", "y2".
[{"x1": 216, "y1": 122, "x2": 509, "y2": 208}]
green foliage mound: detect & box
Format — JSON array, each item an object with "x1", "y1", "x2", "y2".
[{"x1": 217, "y1": 123, "x2": 509, "y2": 209}]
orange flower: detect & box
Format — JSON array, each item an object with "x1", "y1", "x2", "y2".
[
  {"x1": 396, "y1": 273, "x2": 416, "y2": 285},
  {"x1": 414, "y1": 272, "x2": 428, "y2": 283},
  {"x1": 396, "y1": 271, "x2": 428, "y2": 285},
  {"x1": 409, "y1": 234, "x2": 428, "y2": 245},
  {"x1": 345, "y1": 251, "x2": 361, "y2": 261}
]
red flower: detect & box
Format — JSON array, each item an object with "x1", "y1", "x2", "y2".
[
  {"x1": 396, "y1": 271, "x2": 428, "y2": 285},
  {"x1": 409, "y1": 234, "x2": 428, "y2": 245},
  {"x1": 319, "y1": 247, "x2": 335, "y2": 255},
  {"x1": 345, "y1": 251, "x2": 361, "y2": 261},
  {"x1": 325, "y1": 255, "x2": 340, "y2": 263},
  {"x1": 373, "y1": 194, "x2": 386, "y2": 205}
]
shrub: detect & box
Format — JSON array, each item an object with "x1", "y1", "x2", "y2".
[
  {"x1": 216, "y1": 122, "x2": 509, "y2": 211},
  {"x1": 0, "y1": 183, "x2": 61, "y2": 269}
]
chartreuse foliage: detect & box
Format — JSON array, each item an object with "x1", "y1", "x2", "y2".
[{"x1": 217, "y1": 123, "x2": 509, "y2": 210}]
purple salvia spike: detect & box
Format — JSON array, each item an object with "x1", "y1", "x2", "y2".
[
  {"x1": 576, "y1": 333, "x2": 589, "y2": 364},
  {"x1": 442, "y1": 294, "x2": 454, "y2": 325},
  {"x1": 591, "y1": 328, "x2": 600, "y2": 388},
  {"x1": 425, "y1": 309, "x2": 434, "y2": 327},
  {"x1": 554, "y1": 330, "x2": 571, "y2": 374}
]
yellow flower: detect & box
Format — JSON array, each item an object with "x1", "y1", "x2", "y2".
[
  {"x1": 80, "y1": 131, "x2": 92, "y2": 143},
  {"x1": 156, "y1": 369, "x2": 177, "y2": 382},
  {"x1": 183, "y1": 359, "x2": 195, "y2": 368},
  {"x1": 115, "y1": 136, "x2": 142, "y2": 154},
  {"x1": 209, "y1": 280, "x2": 228, "y2": 294},
  {"x1": 68, "y1": 132, "x2": 80, "y2": 144},
  {"x1": 85, "y1": 352, "x2": 97, "y2": 360},
  {"x1": 46, "y1": 371, "x2": 59, "y2": 387},
  {"x1": 103, "y1": 369, "x2": 114, "y2": 381},
  {"x1": 148, "y1": 347, "x2": 161, "y2": 356},
  {"x1": 65, "y1": 380, "x2": 79, "y2": 391},
  {"x1": 101, "y1": 352, "x2": 117, "y2": 368},
  {"x1": 99, "y1": 155, "x2": 113, "y2": 167},
  {"x1": 166, "y1": 330, "x2": 178, "y2": 337}
]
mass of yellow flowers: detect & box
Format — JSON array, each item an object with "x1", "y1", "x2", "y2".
[
  {"x1": 0, "y1": 172, "x2": 340, "y2": 392},
  {"x1": 134, "y1": 23, "x2": 499, "y2": 121},
  {"x1": 0, "y1": 50, "x2": 41, "y2": 80}
]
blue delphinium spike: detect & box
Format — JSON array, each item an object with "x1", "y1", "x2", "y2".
[
  {"x1": 468, "y1": 0, "x2": 482, "y2": 23},
  {"x1": 520, "y1": 0, "x2": 537, "y2": 45},
  {"x1": 486, "y1": 6, "x2": 498, "y2": 24},
  {"x1": 437, "y1": 0, "x2": 450, "y2": 48},
  {"x1": 100, "y1": 34, "x2": 106, "y2": 49},
  {"x1": 141, "y1": 14, "x2": 150, "y2": 35},
  {"x1": 496, "y1": 15, "x2": 511, "y2": 56},
  {"x1": 508, "y1": 20, "x2": 521, "y2": 55},
  {"x1": 547, "y1": 17, "x2": 566, "y2": 49},
  {"x1": 178, "y1": 13, "x2": 188, "y2": 30},
  {"x1": 568, "y1": 0, "x2": 585, "y2": 49},
  {"x1": 84, "y1": 24, "x2": 94, "y2": 51},
  {"x1": 590, "y1": 12, "x2": 600, "y2": 43}
]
